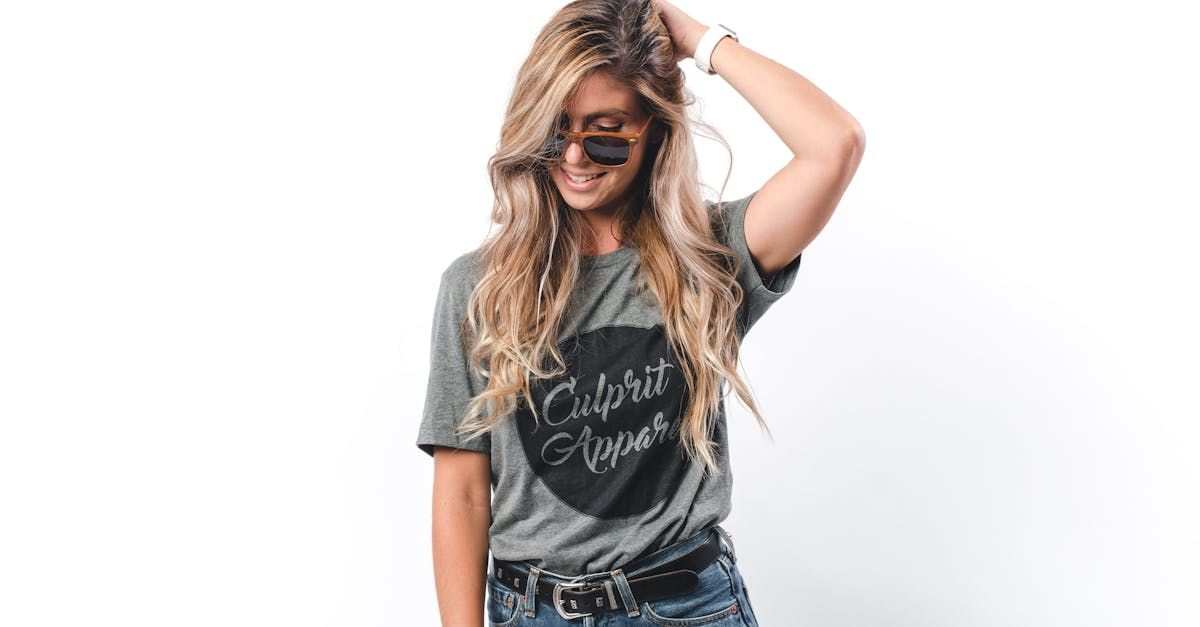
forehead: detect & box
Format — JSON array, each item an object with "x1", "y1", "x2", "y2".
[{"x1": 564, "y1": 72, "x2": 640, "y2": 120}]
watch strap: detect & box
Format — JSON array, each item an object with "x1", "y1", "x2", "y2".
[{"x1": 694, "y1": 23, "x2": 738, "y2": 75}]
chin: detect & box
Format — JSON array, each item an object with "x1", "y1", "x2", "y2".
[{"x1": 558, "y1": 192, "x2": 602, "y2": 211}]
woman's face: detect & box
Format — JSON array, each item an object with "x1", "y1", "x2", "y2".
[{"x1": 550, "y1": 72, "x2": 657, "y2": 215}]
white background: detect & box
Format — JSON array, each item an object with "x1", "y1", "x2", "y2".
[{"x1": 2, "y1": 1, "x2": 1197, "y2": 626}]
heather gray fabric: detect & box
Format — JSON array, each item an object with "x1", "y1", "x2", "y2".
[{"x1": 416, "y1": 189, "x2": 802, "y2": 577}]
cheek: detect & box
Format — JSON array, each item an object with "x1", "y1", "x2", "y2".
[
  {"x1": 629, "y1": 146, "x2": 653, "y2": 174},
  {"x1": 620, "y1": 147, "x2": 647, "y2": 173}
]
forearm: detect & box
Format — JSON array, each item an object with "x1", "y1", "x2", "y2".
[
  {"x1": 431, "y1": 498, "x2": 491, "y2": 627},
  {"x1": 704, "y1": 32, "x2": 864, "y2": 161}
]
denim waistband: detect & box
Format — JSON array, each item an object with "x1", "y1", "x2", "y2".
[{"x1": 492, "y1": 524, "x2": 737, "y2": 584}]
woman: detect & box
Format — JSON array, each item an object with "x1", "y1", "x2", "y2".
[{"x1": 416, "y1": 0, "x2": 864, "y2": 624}]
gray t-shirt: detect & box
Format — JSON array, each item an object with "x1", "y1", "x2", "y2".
[{"x1": 416, "y1": 189, "x2": 802, "y2": 577}]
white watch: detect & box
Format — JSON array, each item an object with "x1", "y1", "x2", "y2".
[{"x1": 694, "y1": 24, "x2": 738, "y2": 75}]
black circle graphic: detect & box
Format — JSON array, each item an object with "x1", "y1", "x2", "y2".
[{"x1": 514, "y1": 324, "x2": 694, "y2": 519}]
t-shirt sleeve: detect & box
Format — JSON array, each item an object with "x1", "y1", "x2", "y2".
[
  {"x1": 709, "y1": 188, "x2": 804, "y2": 335},
  {"x1": 415, "y1": 256, "x2": 492, "y2": 458}
]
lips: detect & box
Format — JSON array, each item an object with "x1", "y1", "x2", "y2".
[{"x1": 560, "y1": 168, "x2": 607, "y2": 190}]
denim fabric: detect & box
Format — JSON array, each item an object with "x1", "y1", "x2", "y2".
[{"x1": 485, "y1": 525, "x2": 761, "y2": 626}]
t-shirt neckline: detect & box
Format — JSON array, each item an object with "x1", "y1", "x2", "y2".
[{"x1": 580, "y1": 245, "x2": 637, "y2": 269}]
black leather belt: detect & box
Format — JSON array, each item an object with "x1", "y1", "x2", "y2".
[{"x1": 490, "y1": 528, "x2": 722, "y2": 620}]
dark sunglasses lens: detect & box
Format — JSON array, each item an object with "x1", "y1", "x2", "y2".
[{"x1": 583, "y1": 136, "x2": 630, "y2": 166}]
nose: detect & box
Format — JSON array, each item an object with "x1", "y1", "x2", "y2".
[{"x1": 561, "y1": 136, "x2": 587, "y2": 166}]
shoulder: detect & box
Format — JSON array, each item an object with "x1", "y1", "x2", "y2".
[
  {"x1": 438, "y1": 248, "x2": 487, "y2": 302},
  {"x1": 705, "y1": 190, "x2": 756, "y2": 218},
  {"x1": 704, "y1": 190, "x2": 758, "y2": 245}
]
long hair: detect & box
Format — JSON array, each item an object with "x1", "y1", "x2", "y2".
[{"x1": 454, "y1": 0, "x2": 773, "y2": 479}]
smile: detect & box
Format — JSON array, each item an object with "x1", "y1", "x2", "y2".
[{"x1": 561, "y1": 169, "x2": 607, "y2": 190}]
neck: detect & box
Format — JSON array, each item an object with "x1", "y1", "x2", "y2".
[{"x1": 580, "y1": 193, "x2": 639, "y2": 255}]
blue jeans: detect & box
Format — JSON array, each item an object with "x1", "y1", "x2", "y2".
[{"x1": 485, "y1": 525, "x2": 761, "y2": 626}]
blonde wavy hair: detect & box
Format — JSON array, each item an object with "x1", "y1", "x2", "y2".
[{"x1": 454, "y1": 0, "x2": 774, "y2": 479}]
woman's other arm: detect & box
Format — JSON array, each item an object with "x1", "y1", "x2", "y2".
[
  {"x1": 706, "y1": 31, "x2": 865, "y2": 277},
  {"x1": 654, "y1": 0, "x2": 866, "y2": 278},
  {"x1": 431, "y1": 446, "x2": 492, "y2": 627}
]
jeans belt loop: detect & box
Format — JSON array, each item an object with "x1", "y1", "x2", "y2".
[{"x1": 715, "y1": 526, "x2": 738, "y2": 564}]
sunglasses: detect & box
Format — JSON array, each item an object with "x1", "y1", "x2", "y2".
[{"x1": 545, "y1": 114, "x2": 656, "y2": 167}]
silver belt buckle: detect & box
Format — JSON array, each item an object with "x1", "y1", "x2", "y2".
[{"x1": 553, "y1": 580, "x2": 600, "y2": 620}]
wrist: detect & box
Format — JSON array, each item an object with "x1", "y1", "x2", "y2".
[{"x1": 692, "y1": 23, "x2": 738, "y2": 75}]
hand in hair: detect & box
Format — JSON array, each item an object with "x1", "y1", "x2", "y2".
[{"x1": 651, "y1": 0, "x2": 708, "y2": 63}]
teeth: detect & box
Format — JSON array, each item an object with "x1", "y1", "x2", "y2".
[{"x1": 567, "y1": 172, "x2": 602, "y2": 183}]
